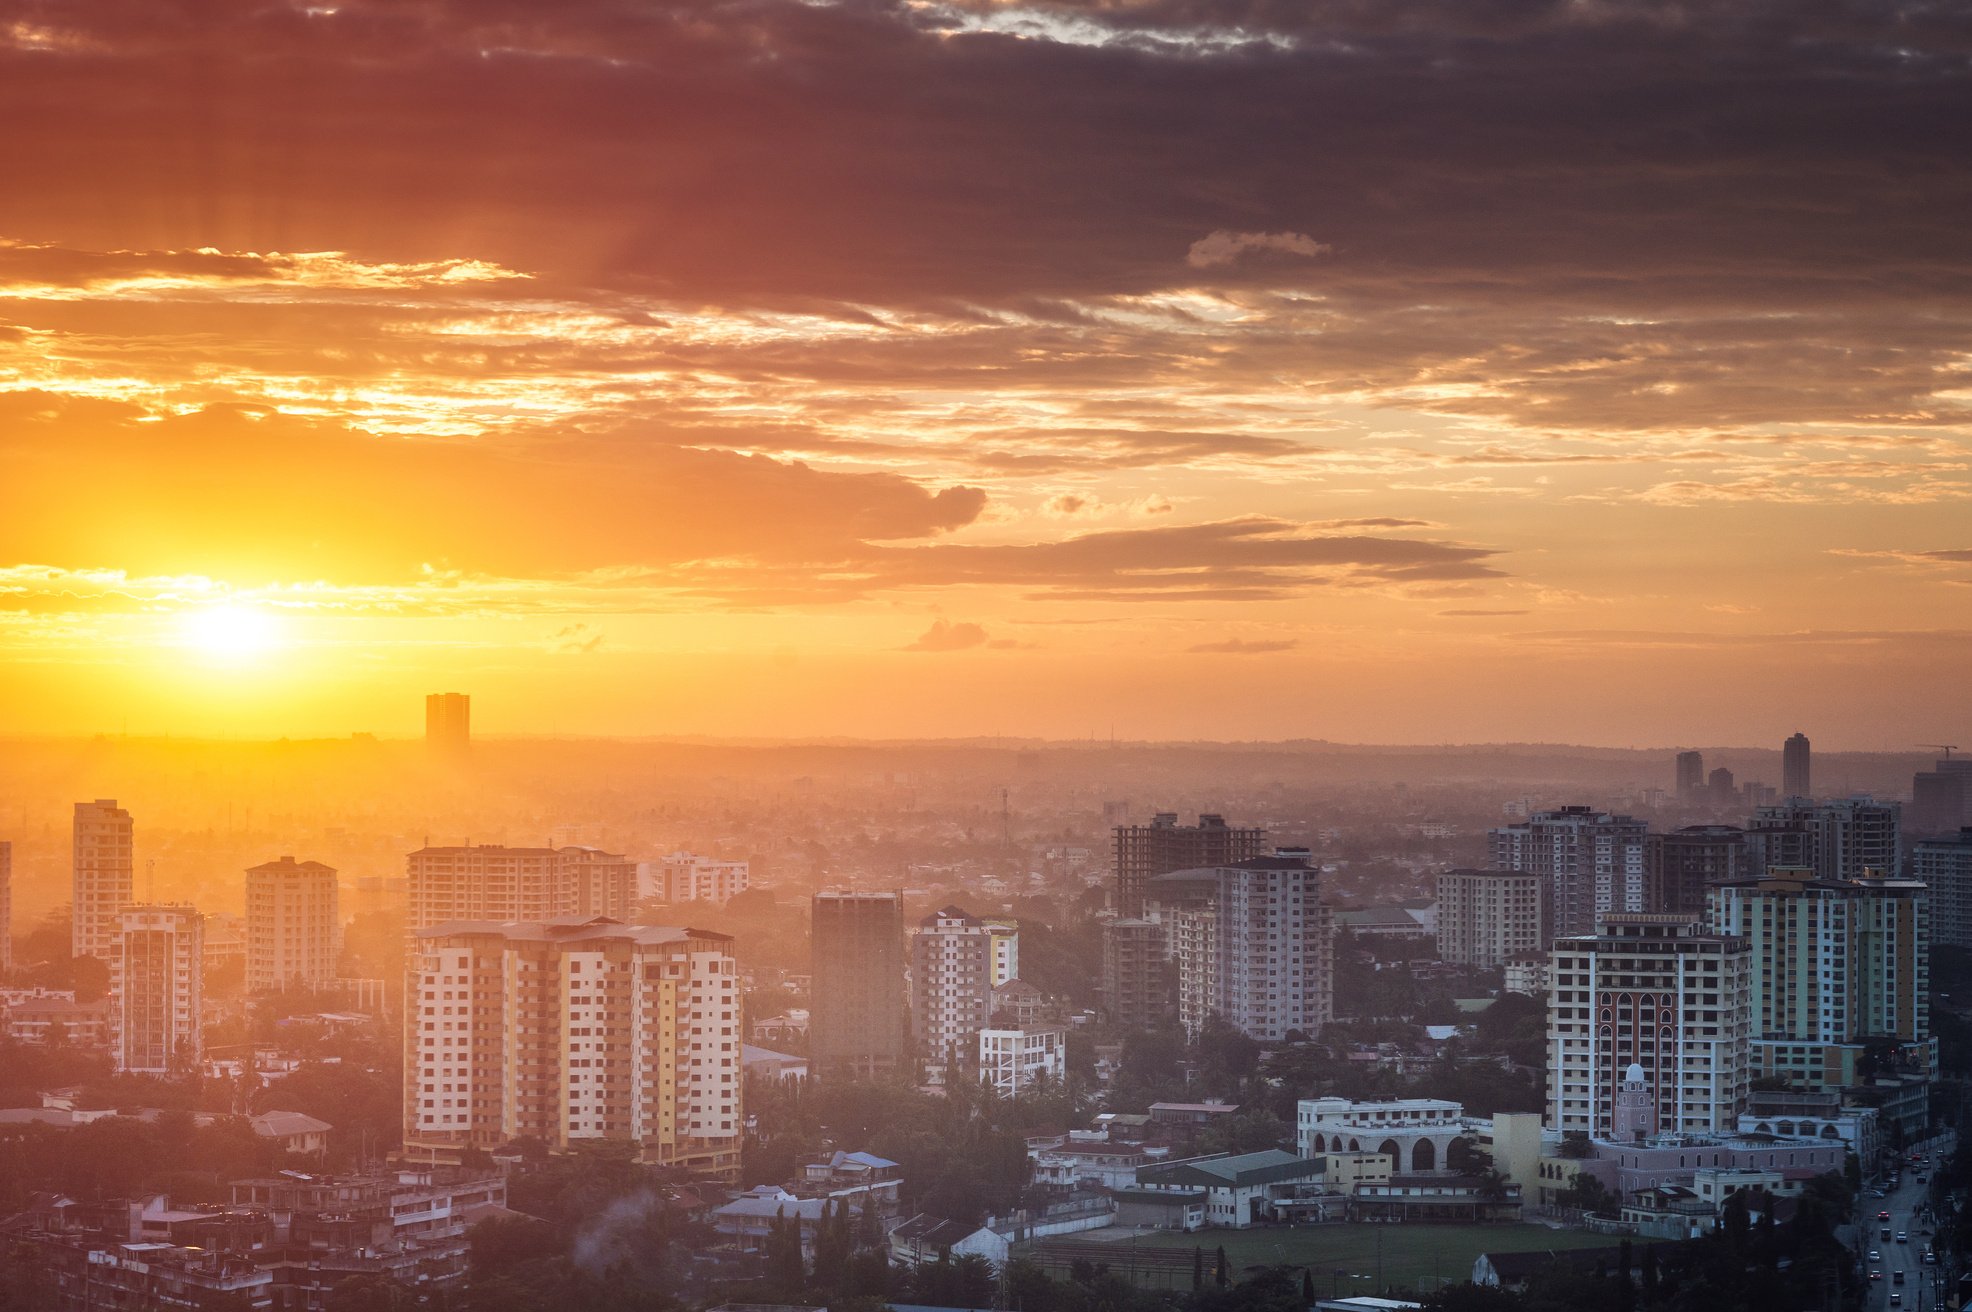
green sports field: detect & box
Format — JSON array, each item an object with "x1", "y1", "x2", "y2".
[{"x1": 1021, "y1": 1223, "x2": 1620, "y2": 1295}]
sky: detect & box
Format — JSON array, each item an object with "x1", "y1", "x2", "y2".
[{"x1": 1, "y1": 0, "x2": 1970, "y2": 746}]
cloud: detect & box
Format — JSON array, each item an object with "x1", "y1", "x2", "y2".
[
  {"x1": 1439, "y1": 609, "x2": 1529, "y2": 617},
  {"x1": 1187, "y1": 638, "x2": 1298, "y2": 654},
  {"x1": 1186, "y1": 231, "x2": 1331, "y2": 269},
  {"x1": 550, "y1": 623, "x2": 604, "y2": 654},
  {"x1": 901, "y1": 619, "x2": 991, "y2": 652}
]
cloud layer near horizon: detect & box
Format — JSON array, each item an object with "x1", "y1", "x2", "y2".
[{"x1": 1, "y1": 0, "x2": 1970, "y2": 740}]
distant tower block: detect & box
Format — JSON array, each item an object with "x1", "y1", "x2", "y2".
[
  {"x1": 426, "y1": 693, "x2": 471, "y2": 754},
  {"x1": 1783, "y1": 732, "x2": 1811, "y2": 800}
]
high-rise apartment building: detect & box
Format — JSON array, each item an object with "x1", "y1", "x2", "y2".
[
  {"x1": 653, "y1": 852, "x2": 751, "y2": 905},
  {"x1": 1916, "y1": 829, "x2": 1972, "y2": 950},
  {"x1": 1489, "y1": 806, "x2": 1648, "y2": 940},
  {"x1": 810, "y1": 892, "x2": 909, "y2": 1081},
  {"x1": 405, "y1": 918, "x2": 741, "y2": 1178},
  {"x1": 73, "y1": 799, "x2": 134, "y2": 962},
  {"x1": 425, "y1": 693, "x2": 470, "y2": 754},
  {"x1": 1546, "y1": 913, "x2": 1752, "y2": 1138},
  {"x1": 113, "y1": 905, "x2": 204, "y2": 1074},
  {"x1": 1911, "y1": 756, "x2": 1972, "y2": 837},
  {"x1": 1783, "y1": 732, "x2": 1812, "y2": 800},
  {"x1": 911, "y1": 906, "x2": 995, "y2": 1075},
  {"x1": 1113, "y1": 812, "x2": 1265, "y2": 918},
  {"x1": 407, "y1": 845, "x2": 637, "y2": 929},
  {"x1": 1747, "y1": 797, "x2": 1901, "y2": 885},
  {"x1": 1645, "y1": 826, "x2": 1747, "y2": 916},
  {"x1": 1707, "y1": 767, "x2": 1737, "y2": 806},
  {"x1": 1170, "y1": 855, "x2": 1331, "y2": 1041},
  {"x1": 1100, "y1": 918, "x2": 1172, "y2": 1030},
  {"x1": 1434, "y1": 869, "x2": 1545, "y2": 967},
  {"x1": 0, "y1": 840, "x2": 10, "y2": 974},
  {"x1": 246, "y1": 857, "x2": 342, "y2": 992},
  {"x1": 1707, "y1": 868, "x2": 1932, "y2": 1088}
]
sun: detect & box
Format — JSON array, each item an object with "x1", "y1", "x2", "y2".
[{"x1": 180, "y1": 603, "x2": 282, "y2": 662}]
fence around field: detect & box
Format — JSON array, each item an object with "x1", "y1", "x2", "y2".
[{"x1": 1022, "y1": 1238, "x2": 1207, "y2": 1288}]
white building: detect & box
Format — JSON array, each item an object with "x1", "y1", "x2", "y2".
[
  {"x1": 979, "y1": 1024, "x2": 1065, "y2": 1098},
  {"x1": 73, "y1": 799, "x2": 134, "y2": 963},
  {"x1": 1170, "y1": 856, "x2": 1332, "y2": 1042},
  {"x1": 1490, "y1": 807, "x2": 1647, "y2": 940},
  {"x1": 653, "y1": 852, "x2": 751, "y2": 905},
  {"x1": 911, "y1": 906, "x2": 995, "y2": 1076},
  {"x1": 246, "y1": 857, "x2": 342, "y2": 992},
  {"x1": 1435, "y1": 870, "x2": 1546, "y2": 968},
  {"x1": 1547, "y1": 913, "x2": 1752, "y2": 1139},
  {"x1": 406, "y1": 916, "x2": 742, "y2": 1179},
  {"x1": 113, "y1": 905, "x2": 204, "y2": 1074},
  {"x1": 1295, "y1": 1097, "x2": 1465, "y2": 1174}
]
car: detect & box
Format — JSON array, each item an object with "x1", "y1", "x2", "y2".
[
  {"x1": 1870, "y1": 1251, "x2": 1883, "y2": 1261},
  {"x1": 1897, "y1": 1232, "x2": 1910, "y2": 1243},
  {"x1": 1891, "y1": 1295, "x2": 1902, "y2": 1306},
  {"x1": 1924, "y1": 1252, "x2": 1938, "y2": 1265},
  {"x1": 1894, "y1": 1271, "x2": 1906, "y2": 1286},
  {"x1": 1882, "y1": 1227, "x2": 1893, "y2": 1241},
  {"x1": 1880, "y1": 1210, "x2": 1894, "y2": 1220},
  {"x1": 1918, "y1": 1175, "x2": 1929, "y2": 1183},
  {"x1": 1870, "y1": 1271, "x2": 1883, "y2": 1282}
]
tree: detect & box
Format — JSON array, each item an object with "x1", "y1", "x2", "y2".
[
  {"x1": 766, "y1": 1206, "x2": 807, "y2": 1298},
  {"x1": 1215, "y1": 1246, "x2": 1229, "y2": 1289}
]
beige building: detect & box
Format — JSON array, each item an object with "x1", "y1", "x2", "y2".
[
  {"x1": 405, "y1": 917, "x2": 742, "y2": 1179},
  {"x1": 653, "y1": 852, "x2": 751, "y2": 905},
  {"x1": 246, "y1": 857, "x2": 342, "y2": 992},
  {"x1": 113, "y1": 905, "x2": 204, "y2": 1074},
  {"x1": 73, "y1": 799, "x2": 134, "y2": 963},
  {"x1": 1435, "y1": 869, "x2": 1546, "y2": 968},
  {"x1": 406, "y1": 844, "x2": 637, "y2": 928},
  {"x1": 1547, "y1": 913, "x2": 1752, "y2": 1138}
]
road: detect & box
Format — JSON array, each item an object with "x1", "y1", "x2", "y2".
[{"x1": 1859, "y1": 1132, "x2": 1954, "y2": 1312}]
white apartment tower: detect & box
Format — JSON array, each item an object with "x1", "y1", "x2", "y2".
[
  {"x1": 1546, "y1": 913, "x2": 1752, "y2": 1138},
  {"x1": 911, "y1": 906, "x2": 995, "y2": 1075},
  {"x1": 1434, "y1": 869, "x2": 1546, "y2": 967},
  {"x1": 406, "y1": 844, "x2": 638, "y2": 929},
  {"x1": 654, "y1": 852, "x2": 751, "y2": 905},
  {"x1": 246, "y1": 857, "x2": 342, "y2": 992},
  {"x1": 1491, "y1": 806, "x2": 1648, "y2": 940},
  {"x1": 73, "y1": 799, "x2": 135, "y2": 962},
  {"x1": 406, "y1": 917, "x2": 742, "y2": 1179},
  {"x1": 1171, "y1": 856, "x2": 1332, "y2": 1042},
  {"x1": 113, "y1": 904, "x2": 204, "y2": 1074}
]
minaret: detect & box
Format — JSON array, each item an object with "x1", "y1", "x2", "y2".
[{"x1": 1613, "y1": 1062, "x2": 1657, "y2": 1143}]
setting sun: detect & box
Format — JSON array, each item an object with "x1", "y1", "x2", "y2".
[{"x1": 179, "y1": 603, "x2": 281, "y2": 662}]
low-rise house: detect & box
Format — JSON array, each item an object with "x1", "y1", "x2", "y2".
[
  {"x1": 793, "y1": 1151, "x2": 903, "y2": 1214},
  {"x1": 713, "y1": 1187, "x2": 833, "y2": 1257},
  {"x1": 1032, "y1": 1141, "x2": 1156, "y2": 1191},
  {"x1": 250, "y1": 1110, "x2": 332, "y2": 1156},
  {"x1": 743, "y1": 1045, "x2": 811, "y2": 1085}
]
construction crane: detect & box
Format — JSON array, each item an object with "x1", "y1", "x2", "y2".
[{"x1": 1921, "y1": 744, "x2": 1960, "y2": 761}]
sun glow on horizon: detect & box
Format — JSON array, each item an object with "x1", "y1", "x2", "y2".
[{"x1": 179, "y1": 603, "x2": 283, "y2": 663}]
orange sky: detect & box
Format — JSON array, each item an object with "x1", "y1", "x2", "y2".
[{"x1": 1, "y1": 2, "x2": 1970, "y2": 747}]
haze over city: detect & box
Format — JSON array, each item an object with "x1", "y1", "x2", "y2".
[{"x1": 5, "y1": 5, "x2": 1972, "y2": 1312}]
